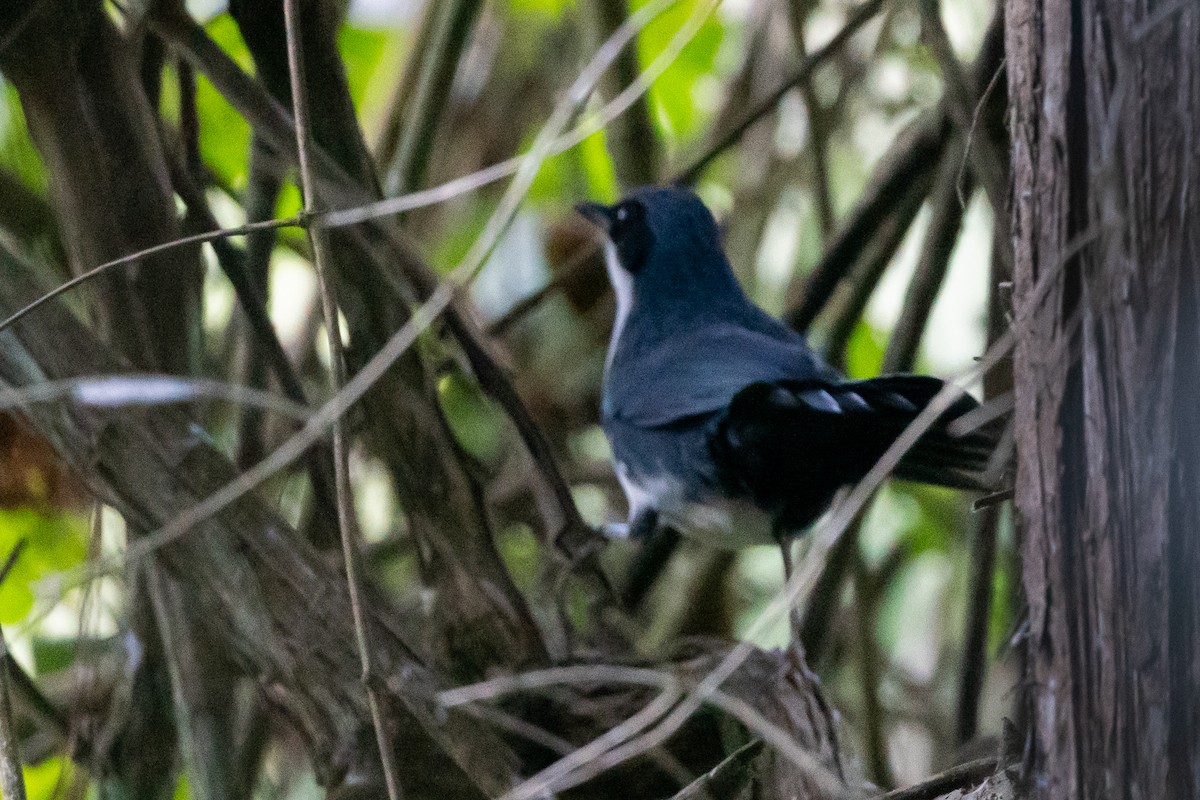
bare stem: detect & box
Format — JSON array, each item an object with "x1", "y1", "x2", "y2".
[
  {"x1": 0, "y1": 543, "x2": 26, "y2": 800},
  {"x1": 281, "y1": 2, "x2": 403, "y2": 797}
]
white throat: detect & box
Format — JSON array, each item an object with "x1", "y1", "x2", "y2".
[{"x1": 603, "y1": 240, "x2": 634, "y2": 371}]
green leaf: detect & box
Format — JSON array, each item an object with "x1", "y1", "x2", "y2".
[
  {"x1": 338, "y1": 25, "x2": 398, "y2": 113},
  {"x1": 437, "y1": 371, "x2": 504, "y2": 463},
  {"x1": 843, "y1": 320, "x2": 887, "y2": 380},
  {"x1": 579, "y1": 127, "x2": 619, "y2": 202},
  {"x1": 509, "y1": 0, "x2": 573, "y2": 19},
  {"x1": 0, "y1": 83, "x2": 47, "y2": 194},
  {"x1": 631, "y1": 0, "x2": 725, "y2": 143},
  {"x1": 0, "y1": 508, "x2": 88, "y2": 625},
  {"x1": 196, "y1": 15, "x2": 254, "y2": 188},
  {"x1": 23, "y1": 756, "x2": 73, "y2": 800}
]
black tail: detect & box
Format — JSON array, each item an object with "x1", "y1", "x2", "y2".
[
  {"x1": 848, "y1": 375, "x2": 998, "y2": 491},
  {"x1": 715, "y1": 375, "x2": 1002, "y2": 531}
]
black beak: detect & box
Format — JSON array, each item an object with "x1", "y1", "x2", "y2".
[{"x1": 575, "y1": 201, "x2": 616, "y2": 235}]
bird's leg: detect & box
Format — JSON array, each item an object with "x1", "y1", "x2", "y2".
[
  {"x1": 773, "y1": 520, "x2": 805, "y2": 652},
  {"x1": 628, "y1": 508, "x2": 660, "y2": 540},
  {"x1": 775, "y1": 527, "x2": 823, "y2": 683},
  {"x1": 622, "y1": 520, "x2": 682, "y2": 610}
]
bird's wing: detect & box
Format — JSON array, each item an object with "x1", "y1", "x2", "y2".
[
  {"x1": 710, "y1": 376, "x2": 996, "y2": 520},
  {"x1": 604, "y1": 323, "x2": 829, "y2": 427}
]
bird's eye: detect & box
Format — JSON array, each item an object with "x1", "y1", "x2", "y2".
[{"x1": 609, "y1": 201, "x2": 652, "y2": 273}]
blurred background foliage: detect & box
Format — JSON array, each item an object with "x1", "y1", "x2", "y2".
[{"x1": 0, "y1": 0, "x2": 1014, "y2": 795}]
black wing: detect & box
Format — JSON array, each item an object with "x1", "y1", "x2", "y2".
[{"x1": 709, "y1": 375, "x2": 996, "y2": 530}]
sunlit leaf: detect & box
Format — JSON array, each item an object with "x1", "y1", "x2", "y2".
[
  {"x1": 24, "y1": 756, "x2": 74, "y2": 800},
  {"x1": 579, "y1": 127, "x2": 619, "y2": 202},
  {"x1": 509, "y1": 0, "x2": 572, "y2": 19},
  {"x1": 338, "y1": 24, "x2": 398, "y2": 113},
  {"x1": 197, "y1": 15, "x2": 254, "y2": 189},
  {"x1": 0, "y1": 83, "x2": 46, "y2": 194},
  {"x1": 0, "y1": 509, "x2": 87, "y2": 624},
  {"x1": 631, "y1": 0, "x2": 725, "y2": 143},
  {"x1": 437, "y1": 370, "x2": 504, "y2": 463},
  {"x1": 843, "y1": 320, "x2": 887, "y2": 379}
]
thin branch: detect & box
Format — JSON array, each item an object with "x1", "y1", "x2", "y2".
[
  {"x1": 438, "y1": 664, "x2": 676, "y2": 706},
  {"x1": 584, "y1": 0, "x2": 661, "y2": 187},
  {"x1": 0, "y1": 542, "x2": 24, "y2": 588},
  {"x1": 821, "y1": 166, "x2": 934, "y2": 366},
  {"x1": 955, "y1": 504, "x2": 1001, "y2": 744},
  {"x1": 957, "y1": 58, "x2": 1005, "y2": 210},
  {"x1": 917, "y1": 4, "x2": 1010, "y2": 272},
  {"x1": 784, "y1": 0, "x2": 837, "y2": 239},
  {"x1": 798, "y1": 511, "x2": 859, "y2": 658},
  {"x1": 456, "y1": 703, "x2": 577, "y2": 757},
  {"x1": 234, "y1": 139, "x2": 285, "y2": 470},
  {"x1": 0, "y1": 216, "x2": 302, "y2": 336},
  {"x1": 785, "y1": 111, "x2": 949, "y2": 332},
  {"x1": 881, "y1": 137, "x2": 974, "y2": 371},
  {"x1": 161, "y1": 139, "x2": 309, "y2": 412},
  {"x1": 955, "y1": 231, "x2": 1015, "y2": 744},
  {"x1": 0, "y1": 374, "x2": 310, "y2": 419},
  {"x1": 853, "y1": 558, "x2": 892, "y2": 788},
  {"x1": 281, "y1": 2, "x2": 402, "y2": 798},
  {"x1": 0, "y1": 626, "x2": 25, "y2": 800},
  {"x1": 805, "y1": 83, "x2": 837, "y2": 241},
  {"x1": 674, "y1": 0, "x2": 887, "y2": 184},
  {"x1": 0, "y1": 544, "x2": 26, "y2": 800},
  {"x1": 873, "y1": 756, "x2": 998, "y2": 800},
  {"x1": 380, "y1": 0, "x2": 484, "y2": 196},
  {"x1": 703, "y1": 691, "x2": 847, "y2": 798},
  {"x1": 501, "y1": 689, "x2": 683, "y2": 800}
]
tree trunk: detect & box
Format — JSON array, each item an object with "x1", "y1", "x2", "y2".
[{"x1": 1006, "y1": 0, "x2": 1200, "y2": 795}]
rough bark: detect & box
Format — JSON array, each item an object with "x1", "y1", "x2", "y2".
[{"x1": 1006, "y1": 0, "x2": 1200, "y2": 795}]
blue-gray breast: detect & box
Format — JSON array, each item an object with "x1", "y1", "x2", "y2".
[{"x1": 576, "y1": 186, "x2": 993, "y2": 549}]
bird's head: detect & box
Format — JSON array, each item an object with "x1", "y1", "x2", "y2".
[{"x1": 575, "y1": 186, "x2": 727, "y2": 285}]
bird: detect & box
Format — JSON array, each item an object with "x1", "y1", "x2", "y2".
[{"x1": 575, "y1": 185, "x2": 994, "y2": 573}]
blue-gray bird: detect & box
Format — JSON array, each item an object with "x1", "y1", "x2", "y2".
[{"x1": 576, "y1": 186, "x2": 993, "y2": 553}]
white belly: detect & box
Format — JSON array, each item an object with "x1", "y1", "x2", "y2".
[{"x1": 613, "y1": 462, "x2": 776, "y2": 549}]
